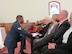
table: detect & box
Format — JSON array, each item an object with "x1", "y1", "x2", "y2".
[{"x1": 0, "y1": 27, "x2": 6, "y2": 49}]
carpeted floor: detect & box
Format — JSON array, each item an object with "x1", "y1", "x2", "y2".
[{"x1": 0, "y1": 37, "x2": 31, "y2": 54}]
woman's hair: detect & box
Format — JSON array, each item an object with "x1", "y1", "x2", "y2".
[{"x1": 52, "y1": 14, "x2": 59, "y2": 22}]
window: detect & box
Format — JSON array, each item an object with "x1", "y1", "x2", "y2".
[{"x1": 48, "y1": 1, "x2": 61, "y2": 17}]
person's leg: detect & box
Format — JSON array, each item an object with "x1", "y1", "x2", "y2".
[
  {"x1": 33, "y1": 34, "x2": 53, "y2": 50},
  {"x1": 8, "y1": 48, "x2": 14, "y2": 54},
  {"x1": 20, "y1": 36, "x2": 26, "y2": 51},
  {"x1": 32, "y1": 34, "x2": 54, "y2": 54},
  {"x1": 32, "y1": 45, "x2": 44, "y2": 54},
  {"x1": 18, "y1": 36, "x2": 28, "y2": 54},
  {"x1": 33, "y1": 38, "x2": 42, "y2": 46},
  {"x1": 43, "y1": 49, "x2": 72, "y2": 54},
  {"x1": 44, "y1": 49, "x2": 56, "y2": 54},
  {"x1": 42, "y1": 45, "x2": 48, "y2": 53},
  {"x1": 31, "y1": 37, "x2": 35, "y2": 54},
  {"x1": 17, "y1": 35, "x2": 26, "y2": 51}
]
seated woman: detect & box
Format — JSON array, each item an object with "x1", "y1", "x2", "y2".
[
  {"x1": 32, "y1": 17, "x2": 51, "y2": 38},
  {"x1": 43, "y1": 13, "x2": 72, "y2": 54}
]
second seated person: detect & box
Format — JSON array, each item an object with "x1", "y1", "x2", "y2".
[{"x1": 33, "y1": 15, "x2": 59, "y2": 46}]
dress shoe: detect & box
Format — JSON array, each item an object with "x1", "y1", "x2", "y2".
[{"x1": 19, "y1": 51, "x2": 28, "y2": 54}]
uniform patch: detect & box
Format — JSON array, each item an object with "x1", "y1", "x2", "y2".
[{"x1": 18, "y1": 27, "x2": 22, "y2": 30}]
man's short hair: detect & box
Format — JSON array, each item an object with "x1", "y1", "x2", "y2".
[
  {"x1": 16, "y1": 15, "x2": 23, "y2": 21},
  {"x1": 62, "y1": 10, "x2": 68, "y2": 18}
]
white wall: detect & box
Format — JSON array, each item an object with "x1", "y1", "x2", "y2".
[{"x1": 0, "y1": 0, "x2": 72, "y2": 23}]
